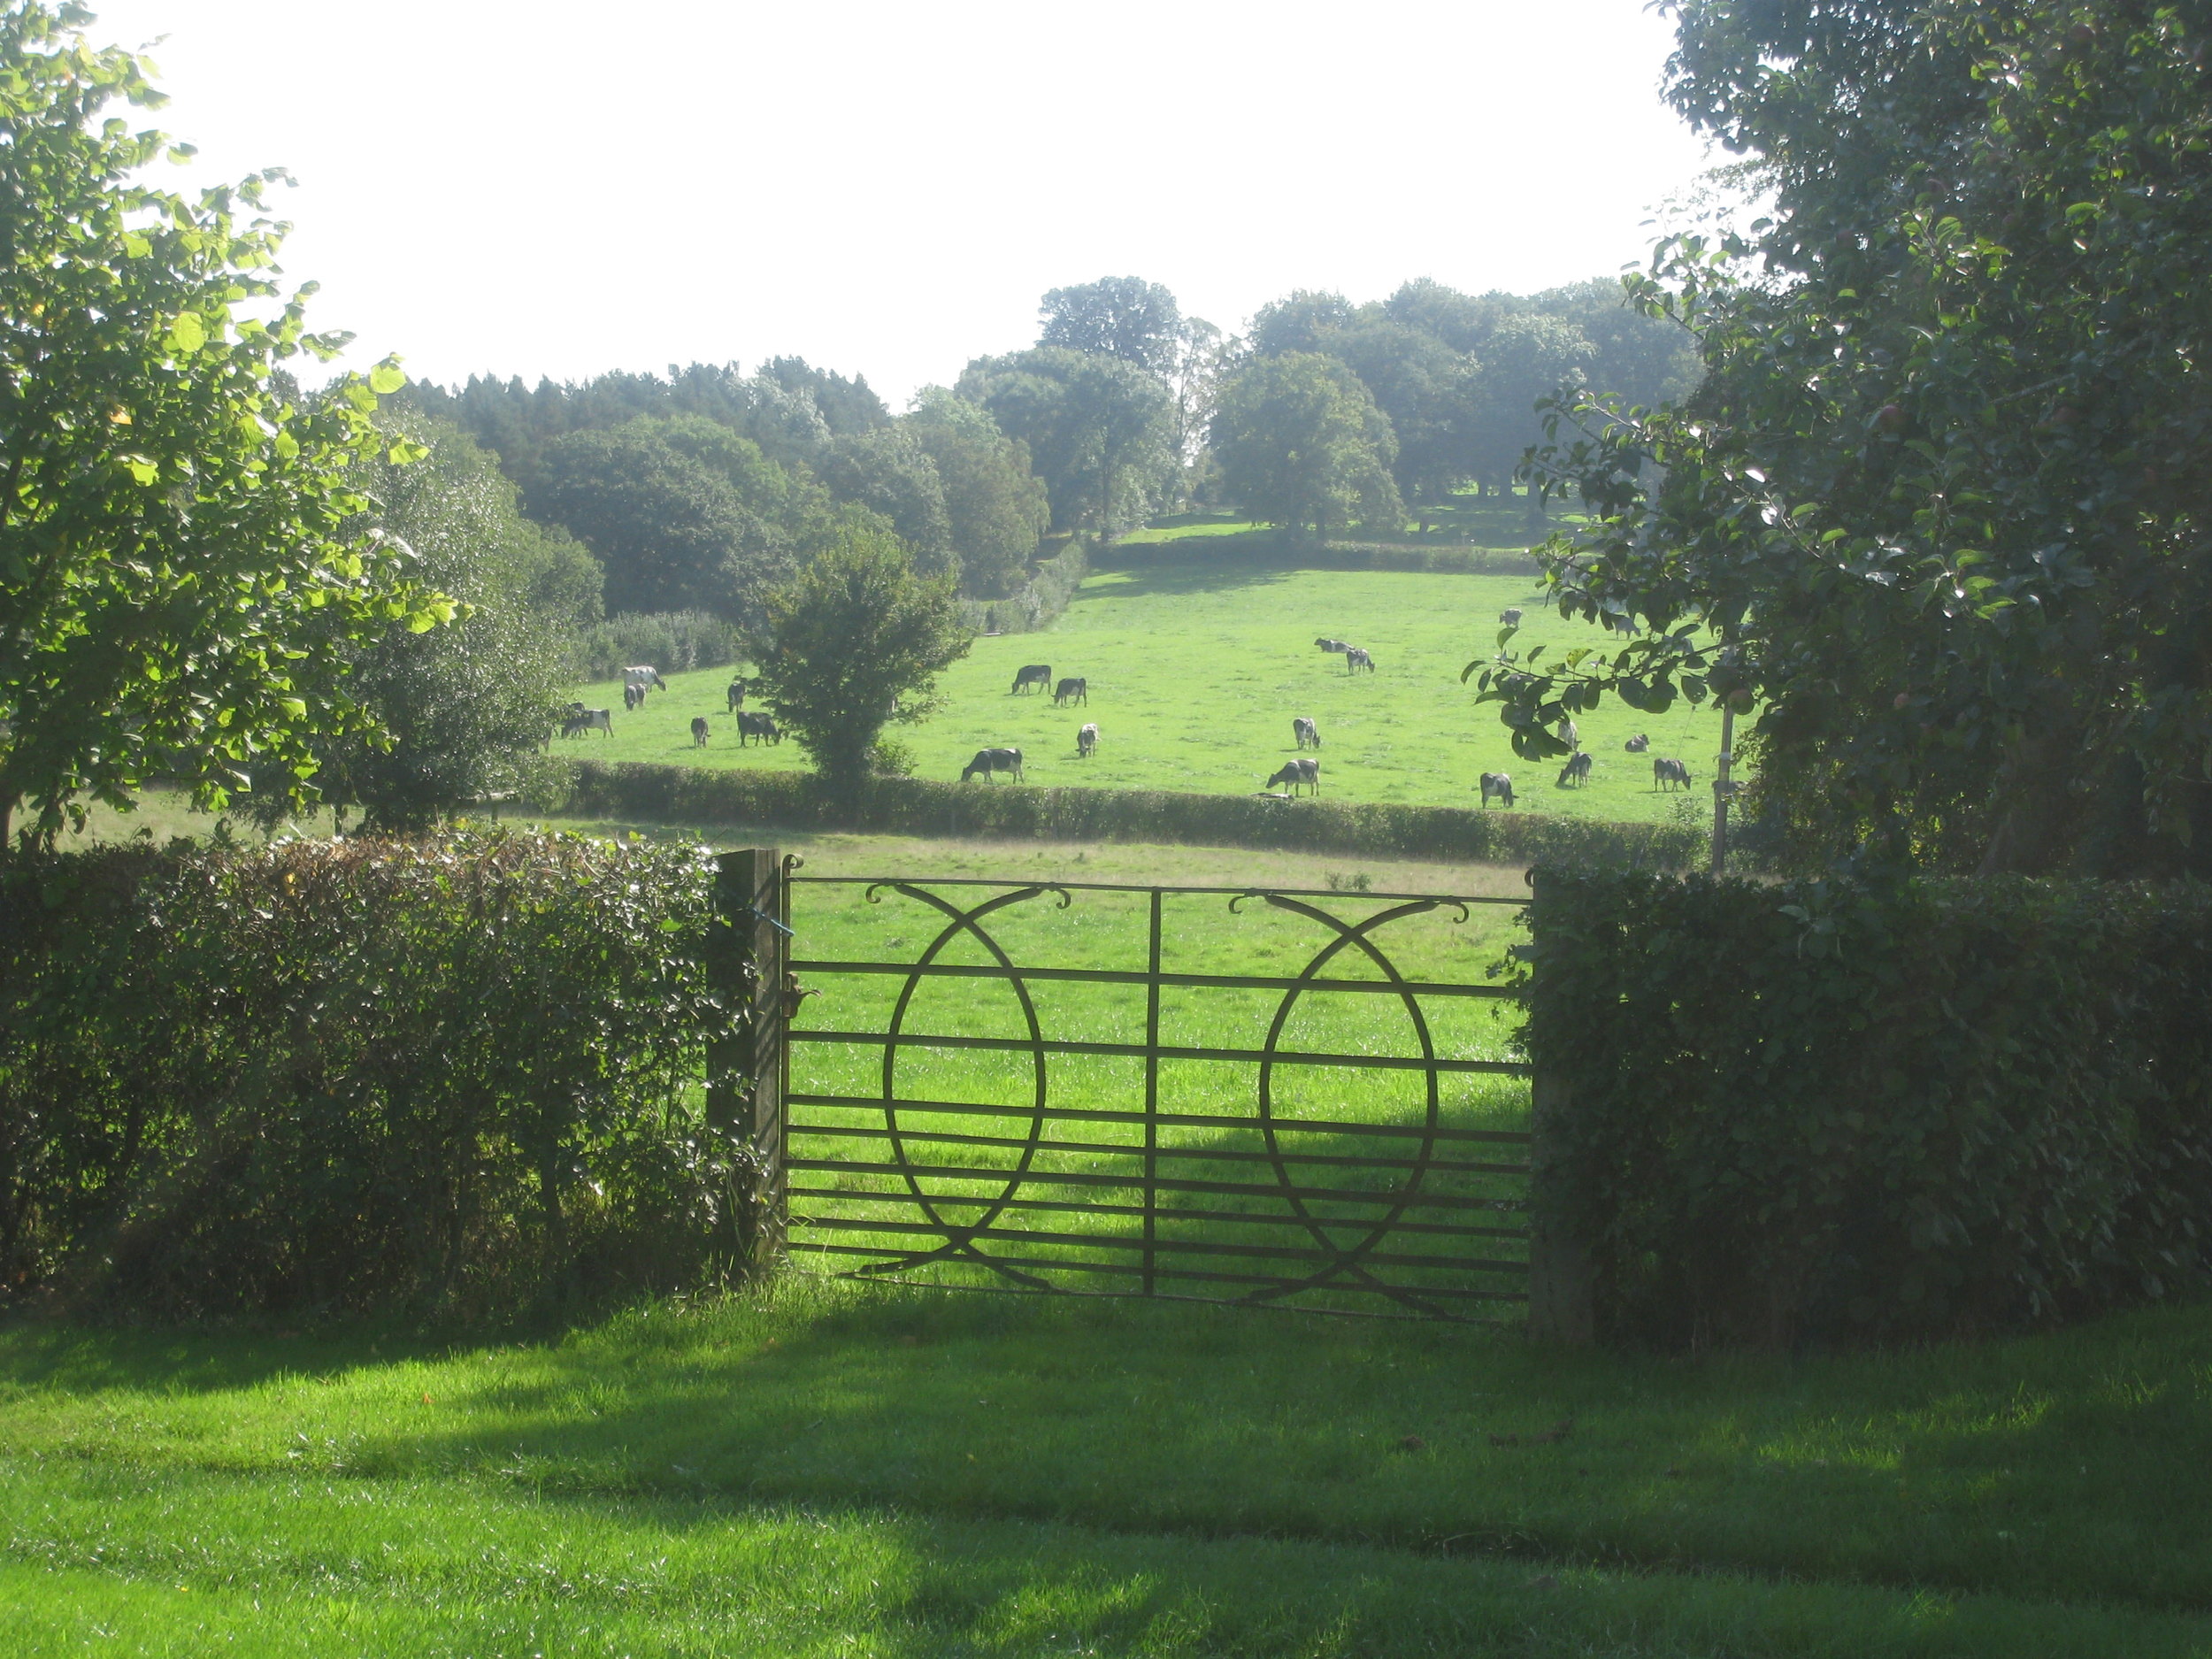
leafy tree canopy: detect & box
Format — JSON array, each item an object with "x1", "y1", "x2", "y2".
[
  {"x1": 1210, "y1": 353, "x2": 1404, "y2": 542},
  {"x1": 747, "y1": 523, "x2": 971, "y2": 794},
  {"x1": 815, "y1": 426, "x2": 955, "y2": 580},
  {"x1": 0, "y1": 1, "x2": 442, "y2": 851},
  {"x1": 1038, "y1": 276, "x2": 1183, "y2": 376},
  {"x1": 903, "y1": 389, "x2": 1050, "y2": 597},
  {"x1": 956, "y1": 348, "x2": 1174, "y2": 534},
  {"x1": 1480, "y1": 0, "x2": 2212, "y2": 877}
]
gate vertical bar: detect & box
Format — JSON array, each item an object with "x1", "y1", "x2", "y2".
[
  {"x1": 707, "y1": 848, "x2": 787, "y2": 1276},
  {"x1": 1142, "y1": 887, "x2": 1163, "y2": 1294}
]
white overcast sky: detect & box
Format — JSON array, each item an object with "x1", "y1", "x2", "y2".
[{"x1": 82, "y1": 0, "x2": 1712, "y2": 405}]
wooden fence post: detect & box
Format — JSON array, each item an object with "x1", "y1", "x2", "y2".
[
  {"x1": 1525, "y1": 872, "x2": 1594, "y2": 1345},
  {"x1": 707, "y1": 848, "x2": 787, "y2": 1276}
]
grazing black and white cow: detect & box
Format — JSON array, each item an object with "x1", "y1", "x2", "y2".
[
  {"x1": 1499, "y1": 607, "x2": 1523, "y2": 626},
  {"x1": 624, "y1": 665, "x2": 667, "y2": 693},
  {"x1": 1624, "y1": 733, "x2": 1650, "y2": 753},
  {"x1": 1345, "y1": 648, "x2": 1375, "y2": 673},
  {"x1": 1264, "y1": 757, "x2": 1321, "y2": 796},
  {"x1": 1479, "y1": 772, "x2": 1516, "y2": 809},
  {"x1": 1053, "y1": 676, "x2": 1087, "y2": 706},
  {"x1": 1315, "y1": 637, "x2": 1350, "y2": 653},
  {"x1": 737, "y1": 710, "x2": 781, "y2": 746},
  {"x1": 1077, "y1": 722, "x2": 1098, "y2": 757},
  {"x1": 726, "y1": 679, "x2": 749, "y2": 714},
  {"x1": 1292, "y1": 717, "x2": 1320, "y2": 749},
  {"x1": 1653, "y1": 756, "x2": 1692, "y2": 791},
  {"x1": 1011, "y1": 664, "x2": 1052, "y2": 695},
  {"x1": 690, "y1": 716, "x2": 710, "y2": 748},
  {"x1": 623, "y1": 681, "x2": 645, "y2": 711},
  {"x1": 1556, "y1": 717, "x2": 1579, "y2": 749},
  {"x1": 1557, "y1": 751, "x2": 1593, "y2": 787},
  {"x1": 962, "y1": 746, "x2": 1024, "y2": 782},
  {"x1": 563, "y1": 707, "x2": 612, "y2": 738}
]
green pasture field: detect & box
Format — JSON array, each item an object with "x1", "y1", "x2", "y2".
[
  {"x1": 4, "y1": 1288, "x2": 2212, "y2": 1655},
  {"x1": 1117, "y1": 495, "x2": 1574, "y2": 549},
  {"x1": 566, "y1": 565, "x2": 1726, "y2": 826}
]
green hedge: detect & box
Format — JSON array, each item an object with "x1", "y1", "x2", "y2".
[
  {"x1": 958, "y1": 536, "x2": 1092, "y2": 635},
  {"x1": 0, "y1": 832, "x2": 749, "y2": 1320},
  {"x1": 1526, "y1": 871, "x2": 2212, "y2": 1346},
  {"x1": 565, "y1": 761, "x2": 1704, "y2": 870}
]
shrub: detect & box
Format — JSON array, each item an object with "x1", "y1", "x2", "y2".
[
  {"x1": 0, "y1": 831, "x2": 751, "y2": 1320},
  {"x1": 1525, "y1": 871, "x2": 2212, "y2": 1347},
  {"x1": 574, "y1": 610, "x2": 743, "y2": 681},
  {"x1": 565, "y1": 760, "x2": 1703, "y2": 870}
]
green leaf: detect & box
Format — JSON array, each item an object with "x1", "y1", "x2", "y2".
[
  {"x1": 368, "y1": 363, "x2": 405, "y2": 396},
  {"x1": 166, "y1": 312, "x2": 205, "y2": 353}
]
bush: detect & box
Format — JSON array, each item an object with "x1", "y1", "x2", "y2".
[
  {"x1": 565, "y1": 760, "x2": 1703, "y2": 870},
  {"x1": 1525, "y1": 871, "x2": 2212, "y2": 1347},
  {"x1": 574, "y1": 610, "x2": 743, "y2": 681},
  {"x1": 0, "y1": 832, "x2": 751, "y2": 1320}
]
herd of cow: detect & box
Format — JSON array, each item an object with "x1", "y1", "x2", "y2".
[{"x1": 560, "y1": 618, "x2": 1700, "y2": 807}]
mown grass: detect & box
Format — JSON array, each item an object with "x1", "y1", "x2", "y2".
[
  {"x1": 565, "y1": 565, "x2": 1727, "y2": 826},
  {"x1": 4, "y1": 1287, "x2": 2212, "y2": 1655}
]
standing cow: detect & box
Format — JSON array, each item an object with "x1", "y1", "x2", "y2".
[
  {"x1": 1653, "y1": 757, "x2": 1692, "y2": 791},
  {"x1": 1011, "y1": 664, "x2": 1052, "y2": 695},
  {"x1": 690, "y1": 716, "x2": 710, "y2": 748},
  {"x1": 1265, "y1": 757, "x2": 1321, "y2": 796},
  {"x1": 1479, "y1": 772, "x2": 1516, "y2": 809},
  {"x1": 1292, "y1": 717, "x2": 1320, "y2": 749},
  {"x1": 1315, "y1": 637, "x2": 1350, "y2": 653},
  {"x1": 1053, "y1": 676, "x2": 1088, "y2": 705},
  {"x1": 1345, "y1": 648, "x2": 1375, "y2": 673},
  {"x1": 738, "y1": 711, "x2": 781, "y2": 746},
  {"x1": 623, "y1": 682, "x2": 645, "y2": 711},
  {"x1": 624, "y1": 665, "x2": 667, "y2": 693},
  {"x1": 962, "y1": 747, "x2": 1025, "y2": 782},
  {"x1": 1499, "y1": 608, "x2": 1523, "y2": 626},
  {"x1": 1557, "y1": 751, "x2": 1593, "y2": 787},
  {"x1": 726, "y1": 679, "x2": 749, "y2": 714},
  {"x1": 1077, "y1": 723, "x2": 1098, "y2": 758},
  {"x1": 563, "y1": 706, "x2": 612, "y2": 738}
]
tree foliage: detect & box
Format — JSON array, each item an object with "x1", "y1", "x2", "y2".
[
  {"x1": 956, "y1": 347, "x2": 1175, "y2": 533},
  {"x1": 747, "y1": 524, "x2": 971, "y2": 793},
  {"x1": 1483, "y1": 0, "x2": 2212, "y2": 877},
  {"x1": 1210, "y1": 353, "x2": 1405, "y2": 541},
  {"x1": 1038, "y1": 275, "x2": 1183, "y2": 375},
  {"x1": 903, "y1": 389, "x2": 1049, "y2": 596},
  {"x1": 0, "y1": 1, "x2": 441, "y2": 851}
]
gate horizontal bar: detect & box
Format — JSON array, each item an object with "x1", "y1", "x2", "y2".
[
  {"x1": 795, "y1": 1242, "x2": 1531, "y2": 1301},
  {"x1": 793, "y1": 875, "x2": 1531, "y2": 906},
  {"x1": 789, "y1": 957, "x2": 1518, "y2": 1000},
  {"x1": 789, "y1": 1090, "x2": 1532, "y2": 1146},
  {"x1": 788, "y1": 1127, "x2": 1532, "y2": 1177},
  {"x1": 787, "y1": 1184, "x2": 1530, "y2": 1238},
  {"x1": 788, "y1": 1214, "x2": 1528, "y2": 1274},
  {"x1": 786, "y1": 1161, "x2": 1528, "y2": 1211},
  {"x1": 791, "y1": 1028, "x2": 1530, "y2": 1076}
]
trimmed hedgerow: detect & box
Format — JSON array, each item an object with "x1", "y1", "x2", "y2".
[
  {"x1": 1525, "y1": 871, "x2": 2212, "y2": 1347},
  {"x1": 565, "y1": 760, "x2": 1704, "y2": 870},
  {"x1": 0, "y1": 831, "x2": 750, "y2": 1320}
]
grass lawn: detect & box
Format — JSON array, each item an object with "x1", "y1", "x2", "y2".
[
  {"x1": 4, "y1": 1287, "x2": 2210, "y2": 1655},
  {"x1": 566, "y1": 565, "x2": 1724, "y2": 827}
]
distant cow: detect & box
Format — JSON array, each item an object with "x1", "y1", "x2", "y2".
[
  {"x1": 1265, "y1": 757, "x2": 1321, "y2": 796},
  {"x1": 1557, "y1": 750, "x2": 1593, "y2": 787},
  {"x1": 623, "y1": 682, "x2": 645, "y2": 711},
  {"x1": 1293, "y1": 717, "x2": 1320, "y2": 749},
  {"x1": 1053, "y1": 676, "x2": 1088, "y2": 706},
  {"x1": 1315, "y1": 637, "x2": 1350, "y2": 653},
  {"x1": 1345, "y1": 648, "x2": 1375, "y2": 673},
  {"x1": 726, "y1": 679, "x2": 749, "y2": 714},
  {"x1": 737, "y1": 710, "x2": 781, "y2": 746},
  {"x1": 1556, "y1": 718, "x2": 1579, "y2": 749},
  {"x1": 1479, "y1": 772, "x2": 1516, "y2": 809},
  {"x1": 691, "y1": 716, "x2": 710, "y2": 748},
  {"x1": 962, "y1": 746, "x2": 1025, "y2": 783},
  {"x1": 1011, "y1": 664, "x2": 1052, "y2": 695},
  {"x1": 1654, "y1": 756, "x2": 1692, "y2": 791},
  {"x1": 1499, "y1": 608, "x2": 1523, "y2": 626},
  {"x1": 1624, "y1": 733, "x2": 1650, "y2": 753},
  {"x1": 1077, "y1": 722, "x2": 1098, "y2": 758},
  {"x1": 624, "y1": 665, "x2": 667, "y2": 693},
  {"x1": 563, "y1": 707, "x2": 612, "y2": 739}
]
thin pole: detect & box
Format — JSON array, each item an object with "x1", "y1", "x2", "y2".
[
  {"x1": 1143, "y1": 887, "x2": 1163, "y2": 1296},
  {"x1": 1711, "y1": 705, "x2": 1736, "y2": 875}
]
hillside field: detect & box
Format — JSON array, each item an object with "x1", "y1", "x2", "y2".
[{"x1": 567, "y1": 567, "x2": 1728, "y2": 826}]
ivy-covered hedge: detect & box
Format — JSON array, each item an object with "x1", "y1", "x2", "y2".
[
  {"x1": 0, "y1": 832, "x2": 747, "y2": 1320},
  {"x1": 1527, "y1": 872, "x2": 2212, "y2": 1346},
  {"x1": 566, "y1": 760, "x2": 1704, "y2": 870}
]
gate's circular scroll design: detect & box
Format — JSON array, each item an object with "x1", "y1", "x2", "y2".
[
  {"x1": 859, "y1": 880, "x2": 1069, "y2": 1287},
  {"x1": 1228, "y1": 891, "x2": 1471, "y2": 1318}
]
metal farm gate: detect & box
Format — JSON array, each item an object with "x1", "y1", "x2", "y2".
[{"x1": 706, "y1": 849, "x2": 1540, "y2": 1324}]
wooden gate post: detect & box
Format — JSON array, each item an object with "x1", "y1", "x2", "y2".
[
  {"x1": 1525, "y1": 872, "x2": 1594, "y2": 1345},
  {"x1": 707, "y1": 848, "x2": 787, "y2": 1276}
]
